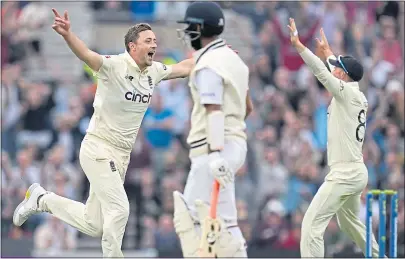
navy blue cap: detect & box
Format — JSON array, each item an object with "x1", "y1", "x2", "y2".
[{"x1": 329, "y1": 55, "x2": 364, "y2": 82}]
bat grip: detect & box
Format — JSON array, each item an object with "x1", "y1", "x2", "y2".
[{"x1": 209, "y1": 180, "x2": 220, "y2": 219}]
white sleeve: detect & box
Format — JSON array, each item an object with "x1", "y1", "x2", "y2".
[
  {"x1": 195, "y1": 68, "x2": 224, "y2": 105},
  {"x1": 299, "y1": 48, "x2": 347, "y2": 101},
  {"x1": 93, "y1": 55, "x2": 117, "y2": 80},
  {"x1": 154, "y1": 62, "x2": 173, "y2": 83}
]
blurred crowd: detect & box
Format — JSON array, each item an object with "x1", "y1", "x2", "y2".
[{"x1": 1, "y1": 1, "x2": 404, "y2": 257}]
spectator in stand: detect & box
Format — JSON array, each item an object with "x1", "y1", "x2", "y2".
[
  {"x1": 15, "y1": 1, "x2": 49, "y2": 67},
  {"x1": 1, "y1": 2, "x2": 26, "y2": 64},
  {"x1": 158, "y1": 78, "x2": 190, "y2": 149},
  {"x1": 269, "y1": 3, "x2": 321, "y2": 71},
  {"x1": 1, "y1": 63, "x2": 24, "y2": 160},
  {"x1": 250, "y1": 199, "x2": 288, "y2": 247},
  {"x1": 17, "y1": 81, "x2": 56, "y2": 150},
  {"x1": 2, "y1": 152, "x2": 16, "y2": 234},
  {"x1": 143, "y1": 91, "x2": 175, "y2": 179},
  {"x1": 375, "y1": 15, "x2": 403, "y2": 74},
  {"x1": 257, "y1": 146, "x2": 288, "y2": 200},
  {"x1": 33, "y1": 215, "x2": 77, "y2": 254},
  {"x1": 154, "y1": 213, "x2": 181, "y2": 257}
]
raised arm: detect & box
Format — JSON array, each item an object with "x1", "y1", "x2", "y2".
[
  {"x1": 164, "y1": 46, "x2": 239, "y2": 80},
  {"x1": 51, "y1": 8, "x2": 102, "y2": 72},
  {"x1": 287, "y1": 18, "x2": 343, "y2": 98},
  {"x1": 164, "y1": 58, "x2": 194, "y2": 80}
]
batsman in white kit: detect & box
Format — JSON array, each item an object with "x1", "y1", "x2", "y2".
[
  {"x1": 172, "y1": 2, "x2": 253, "y2": 258},
  {"x1": 287, "y1": 18, "x2": 384, "y2": 257},
  {"x1": 13, "y1": 8, "x2": 197, "y2": 258}
]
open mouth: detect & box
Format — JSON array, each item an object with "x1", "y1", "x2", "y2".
[{"x1": 147, "y1": 51, "x2": 154, "y2": 59}]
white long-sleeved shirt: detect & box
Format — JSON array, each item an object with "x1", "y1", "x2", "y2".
[
  {"x1": 187, "y1": 39, "x2": 249, "y2": 158},
  {"x1": 299, "y1": 48, "x2": 368, "y2": 168},
  {"x1": 88, "y1": 52, "x2": 172, "y2": 152}
]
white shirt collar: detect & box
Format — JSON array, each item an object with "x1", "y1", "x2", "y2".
[
  {"x1": 347, "y1": 81, "x2": 360, "y2": 88},
  {"x1": 192, "y1": 38, "x2": 226, "y2": 61},
  {"x1": 124, "y1": 51, "x2": 149, "y2": 74}
]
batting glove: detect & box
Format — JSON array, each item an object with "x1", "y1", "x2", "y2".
[{"x1": 208, "y1": 152, "x2": 233, "y2": 187}]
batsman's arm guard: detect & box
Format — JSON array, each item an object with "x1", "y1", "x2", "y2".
[
  {"x1": 207, "y1": 110, "x2": 225, "y2": 152},
  {"x1": 206, "y1": 110, "x2": 234, "y2": 187}
]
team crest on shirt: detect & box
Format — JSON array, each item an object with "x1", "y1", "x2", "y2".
[{"x1": 125, "y1": 74, "x2": 134, "y2": 81}]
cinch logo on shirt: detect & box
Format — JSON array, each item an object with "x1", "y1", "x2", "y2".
[{"x1": 125, "y1": 91, "x2": 152, "y2": 103}]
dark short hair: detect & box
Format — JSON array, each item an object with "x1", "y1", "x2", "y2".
[{"x1": 124, "y1": 23, "x2": 152, "y2": 52}]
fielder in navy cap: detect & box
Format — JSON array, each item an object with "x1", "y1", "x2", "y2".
[{"x1": 287, "y1": 18, "x2": 381, "y2": 258}]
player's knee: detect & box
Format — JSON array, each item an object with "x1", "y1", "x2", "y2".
[
  {"x1": 84, "y1": 215, "x2": 103, "y2": 237},
  {"x1": 118, "y1": 200, "x2": 130, "y2": 221},
  {"x1": 102, "y1": 207, "x2": 130, "y2": 239},
  {"x1": 335, "y1": 213, "x2": 349, "y2": 233},
  {"x1": 87, "y1": 219, "x2": 104, "y2": 237},
  {"x1": 107, "y1": 201, "x2": 130, "y2": 225},
  {"x1": 91, "y1": 225, "x2": 103, "y2": 237},
  {"x1": 300, "y1": 231, "x2": 309, "y2": 247},
  {"x1": 301, "y1": 215, "x2": 310, "y2": 234}
]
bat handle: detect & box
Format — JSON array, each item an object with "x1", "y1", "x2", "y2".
[{"x1": 209, "y1": 180, "x2": 220, "y2": 219}]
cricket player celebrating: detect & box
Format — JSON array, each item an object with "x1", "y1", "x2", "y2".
[
  {"x1": 287, "y1": 18, "x2": 383, "y2": 257},
  {"x1": 13, "y1": 8, "x2": 198, "y2": 258},
  {"x1": 172, "y1": 2, "x2": 253, "y2": 258}
]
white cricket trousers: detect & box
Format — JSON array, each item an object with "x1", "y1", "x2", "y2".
[
  {"x1": 300, "y1": 162, "x2": 381, "y2": 258},
  {"x1": 41, "y1": 134, "x2": 130, "y2": 258},
  {"x1": 183, "y1": 137, "x2": 248, "y2": 256}
]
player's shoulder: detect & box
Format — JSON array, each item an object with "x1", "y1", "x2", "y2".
[
  {"x1": 205, "y1": 47, "x2": 248, "y2": 69},
  {"x1": 342, "y1": 84, "x2": 368, "y2": 108},
  {"x1": 209, "y1": 46, "x2": 241, "y2": 60},
  {"x1": 102, "y1": 53, "x2": 126, "y2": 66},
  {"x1": 151, "y1": 61, "x2": 169, "y2": 73},
  {"x1": 223, "y1": 47, "x2": 249, "y2": 69},
  {"x1": 103, "y1": 53, "x2": 123, "y2": 60}
]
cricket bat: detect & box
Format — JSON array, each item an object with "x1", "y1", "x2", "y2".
[{"x1": 198, "y1": 180, "x2": 221, "y2": 258}]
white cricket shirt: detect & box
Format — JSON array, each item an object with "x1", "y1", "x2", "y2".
[
  {"x1": 87, "y1": 51, "x2": 172, "y2": 153},
  {"x1": 300, "y1": 48, "x2": 368, "y2": 168},
  {"x1": 187, "y1": 38, "x2": 249, "y2": 158}
]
